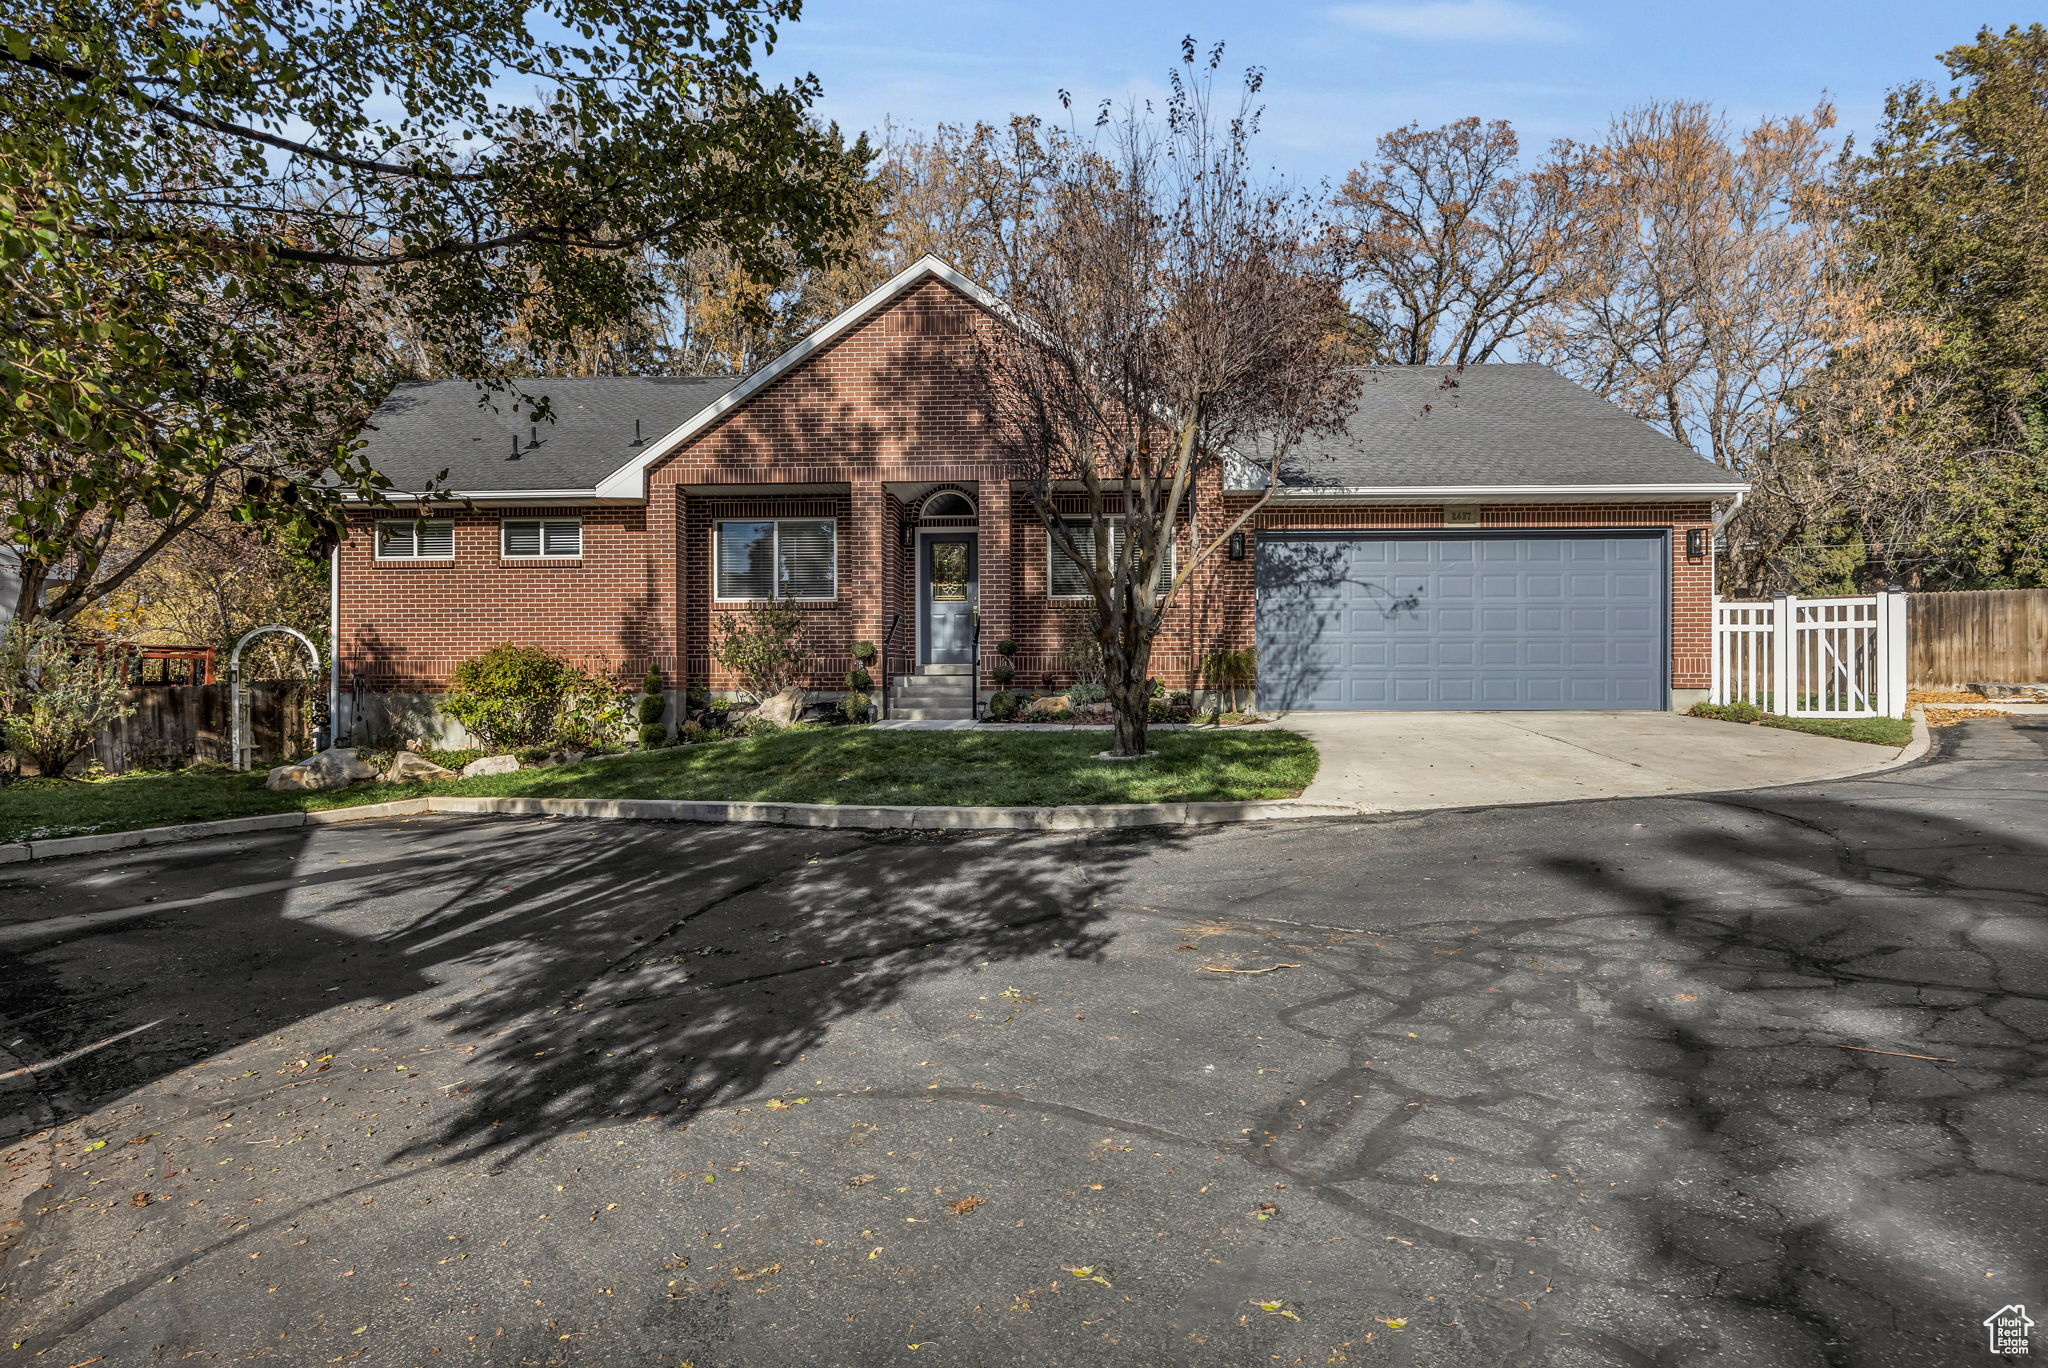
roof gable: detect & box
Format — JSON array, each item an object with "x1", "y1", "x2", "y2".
[{"x1": 593, "y1": 255, "x2": 1005, "y2": 498}]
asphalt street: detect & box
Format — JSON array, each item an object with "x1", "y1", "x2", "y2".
[{"x1": 1, "y1": 715, "x2": 2042, "y2": 1367}]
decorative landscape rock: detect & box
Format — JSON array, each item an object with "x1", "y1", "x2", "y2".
[
  {"x1": 265, "y1": 748, "x2": 377, "y2": 792},
  {"x1": 753, "y1": 687, "x2": 806, "y2": 728},
  {"x1": 1969, "y1": 682, "x2": 2048, "y2": 700},
  {"x1": 383, "y1": 751, "x2": 459, "y2": 783},
  {"x1": 460, "y1": 754, "x2": 522, "y2": 778}
]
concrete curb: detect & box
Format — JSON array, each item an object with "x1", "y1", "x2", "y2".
[
  {"x1": 0, "y1": 713, "x2": 1954, "y2": 865},
  {"x1": 4, "y1": 799, "x2": 436, "y2": 866},
  {"x1": 410, "y1": 793, "x2": 1367, "y2": 833},
  {"x1": 0, "y1": 791, "x2": 1368, "y2": 863}
]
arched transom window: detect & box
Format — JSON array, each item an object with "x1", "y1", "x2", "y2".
[{"x1": 920, "y1": 490, "x2": 976, "y2": 519}]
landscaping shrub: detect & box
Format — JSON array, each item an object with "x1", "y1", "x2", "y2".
[
  {"x1": 1058, "y1": 613, "x2": 1104, "y2": 686},
  {"x1": 988, "y1": 689, "x2": 1020, "y2": 721},
  {"x1": 838, "y1": 691, "x2": 873, "y2": 723},
  {"x1": 1149, "y1": 696, "x2": 1196, "y2": 723},
  {"x1": 637, "y1": 665, "x2": 669, "y2": 748},
  {"x1": 845, "y1": 667, "x2": 873, "y2": 692},
  {"x1": 1687, "y1": 700, "x2": 1763, "y2": 724},
  {"x1": 445, "y1": 644, "x2": 624, "y2": 752},
  {"x1": 990, "y1": 662, "x2": 1015, "y2": 686},
  {"x1": 995, "y1": 639, "x2": 1018, "y2": 658},
  {"x1": 852, "y1": 640, "x2": 877, "y2": 664},
  {"x1": 1067, "y1": 681, "x2": 1108, "y2": 706},
  {"x1": 0, "y1": 618, "x2": 137, "y2": 778},
  {"x1": 1200, "y1": 646, "x2": 1257, "y2": 712},
  {"x1": 712, "y1": 599, "x2": 808, "y2": 701}
]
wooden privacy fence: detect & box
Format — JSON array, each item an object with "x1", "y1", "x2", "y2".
[
  {"x1": 1712, "y1": 591, "x2": 1909, "y2": 718},
  {"x1": 1907, "y1": 588, "x2": 2048, "y2": 687},
  {"x1": 91, "y1": 681, "x2": 318, "y2": 774}
]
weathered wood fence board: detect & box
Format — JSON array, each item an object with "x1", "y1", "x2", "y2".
[
  {"x1": 92, "y1": 681, "x2": 315, "y2": 774},
  {"x1": 1908, "y1": 589, "x2": 2048, "y2": 687}
]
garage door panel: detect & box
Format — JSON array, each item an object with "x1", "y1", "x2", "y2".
[{"x1": 1256, "y1": 533, "x2": 1667, "y2": 711}]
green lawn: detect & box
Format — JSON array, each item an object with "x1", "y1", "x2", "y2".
[
  {"x1": 0, "y1": 728, "x2": 1321, "y2": 844},
  {"x1": 1759, "y1": 714, "x2": 1916, "y2": 747}
]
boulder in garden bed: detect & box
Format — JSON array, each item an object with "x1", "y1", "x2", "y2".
[
  {"x1": 265, "y1": 748, "x2": 376, "y2": 792},
  {"x1": 752, "y1": 687, "x2": 806, "y2": 728},
  {"x1": 383, "y1": 751, "x2": 459, "y2": 783},
  {"x1": 461, "y1": 754, "x2": 522, "y2": 778}
]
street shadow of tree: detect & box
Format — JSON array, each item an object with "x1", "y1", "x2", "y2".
[
  {"x1": 1212, "y1": 718, "x2": 2048, "y2": 1360},
  {"x1": 309, "y1": 815, "x2": 1146, "y2": 1165}
]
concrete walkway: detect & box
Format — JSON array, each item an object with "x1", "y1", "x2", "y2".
[{"x1": 1276, "y1": 709, "x2": 1910, "y2": 812}]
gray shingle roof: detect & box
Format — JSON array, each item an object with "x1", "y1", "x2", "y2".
[
  {"x1": 355, "y1": 364, "x2": 1741, "y2": 496},
  {"x1": 358, "y1": 377, "x2": 738, "y2": 494},
  {"x1": 1272, "y1": 364, "x2": 1744, "y2": 490}
]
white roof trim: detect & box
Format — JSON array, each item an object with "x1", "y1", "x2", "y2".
[
  {"x1": 1256, "y1": 482, "x2": 1748, "y2": 501},
  {"x1": 592, "y1": 255, "x2": 1008, "y2": 500},
  {"x1": 343, "y1": 489, "x2": 624, "y2": 503}
]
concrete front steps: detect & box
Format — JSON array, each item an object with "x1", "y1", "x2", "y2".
[{"x1": 886, "y1": 663, "x2": 977, "y2": 721}]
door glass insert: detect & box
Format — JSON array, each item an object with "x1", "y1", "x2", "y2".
[{"x1": 929, "y1": 541, "x2": 969, "y2": 601}]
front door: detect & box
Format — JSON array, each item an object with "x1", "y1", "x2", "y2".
[{"x1": 919, "y1": 533, "x2": 978, "y2": 665}]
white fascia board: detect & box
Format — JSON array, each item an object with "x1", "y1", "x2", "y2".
[
  {"x1": 339, "y1": 490, "x2": 628, "y2": 504},
  {"x1": 592, "y1": 255, "x2": 1009, "y2": 500},
  {"x1": 1242, "y1": 482, "x2": 1750, "y2": 502}
]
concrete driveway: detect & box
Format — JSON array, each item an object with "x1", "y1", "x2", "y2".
[
  {"x1": 1, "y1": 717, "x2": 2040, "y2": 1367},
  {"x1": 1276, "y1": 709, "x2": 1909, "y2": 811}
]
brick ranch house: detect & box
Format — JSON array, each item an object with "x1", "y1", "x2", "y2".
[{"x1": 330, "y1": 255, "x2": 1746, "y2": 739}]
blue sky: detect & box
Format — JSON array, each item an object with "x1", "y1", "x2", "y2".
[{"x1": 764, "y1": 1, "x2": 2003, "y2": 180}]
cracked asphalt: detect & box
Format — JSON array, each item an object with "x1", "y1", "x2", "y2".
[{"x1": 1, "y1": 715, "x2": 2043, "y2": 1367}]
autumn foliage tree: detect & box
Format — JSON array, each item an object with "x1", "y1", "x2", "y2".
[
  {"x1": 1334, "y1": 117, "x2": 1588, "y2": 365},
  {"x1": 977, "y1": 42, "x2": 1358, "y2": 756},
  {"x1": 0, "y1": 0, "x2": 868, "y2": 624}
]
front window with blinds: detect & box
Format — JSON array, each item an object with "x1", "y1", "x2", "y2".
[
  {"x1": 376, "y1": 519, "x2": 454, "y2": 560},
  {"x1": 1048, "y1": 518, "x2": 1177, "y2": 598},
  {"x1": 501, "y1": 518, "x2": 582, "y2": 558},
  {"x1": 715, "y1": 518, "x2": 837, "y2": 601}
]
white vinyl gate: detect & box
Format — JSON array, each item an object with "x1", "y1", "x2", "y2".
[{"x1": 1711, "y1": 590, "x2": 1909, "y2": 718}]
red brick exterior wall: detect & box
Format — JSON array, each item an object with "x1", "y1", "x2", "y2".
[
  {"x1": 336, "y1": 277, "x2": 1723, "y2": 702},
  {"x1": 335, "y1": 503, "x2": 666, "y2": 691}
]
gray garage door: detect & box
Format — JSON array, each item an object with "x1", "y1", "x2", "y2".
[{"x1": 1255, "y1": 533, "x2": 1667, "y2": 711}]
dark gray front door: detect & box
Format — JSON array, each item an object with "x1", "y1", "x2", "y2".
[
  {"x1": 919, "y1": 533, "x2": 978, "y2": 665},
  {"x1": 1255, "y1": 532, "x2": 1667, "y2": 710}
]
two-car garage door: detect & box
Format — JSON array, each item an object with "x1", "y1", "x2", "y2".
[{"x1": 1254, "y1": 532, "x2": 1667, "y2": 711}]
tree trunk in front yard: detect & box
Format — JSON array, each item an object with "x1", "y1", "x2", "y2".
[{"x1": 1102, "y1": 629, "x2": 1154, "y2": 758}]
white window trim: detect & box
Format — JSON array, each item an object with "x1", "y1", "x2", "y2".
[
  {"x1": 1046, "y1": 517, "x2": 1177, "y2": 600},
  {"x1": 500, "y1": 517, "x2": 583, "y2": 559},
  {"x1": 712, "y1": 517, "x2": 839, "y2": 603},
  {"x1": 374, "y1": 519, "x2": 455, "y2": 561}
]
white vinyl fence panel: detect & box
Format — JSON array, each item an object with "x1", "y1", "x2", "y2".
[{"x1": 1712, "y1": 591, "x2": 1909, "y2": 718}]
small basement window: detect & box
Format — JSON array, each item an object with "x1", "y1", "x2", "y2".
[
  {"x1": 715, "y1": 518, "x2": 837, "y2": 601},
  {"x1": 501, "y1": 518, "x2": 582, "y2": 558},
  {"x1": 1049, "y1": 517, "x2": 1176, "y2": 599},
  {"x1": 376, "y1": 519, "x2": 455, "y2": 560}
]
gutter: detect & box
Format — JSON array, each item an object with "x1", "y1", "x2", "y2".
[{"x1": 1239, "y1": 483, "x2": 1751, "y2": 502}]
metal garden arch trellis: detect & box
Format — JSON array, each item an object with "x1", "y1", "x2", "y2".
[{"x1": 227, "y1": 625, "x2": 323, "y2": 770}]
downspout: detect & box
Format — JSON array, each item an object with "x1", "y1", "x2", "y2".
[{"x1": 327, "y1": 545, "x2": 340, "y2": 749}]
